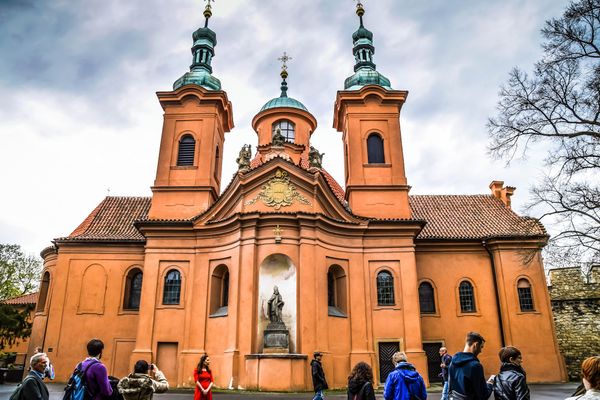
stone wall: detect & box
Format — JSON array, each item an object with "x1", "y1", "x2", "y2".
[{"x1": 548, "y1": 266, "x2": 600, "y2": 380}]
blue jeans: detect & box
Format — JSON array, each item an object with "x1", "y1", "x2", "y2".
[
  {"x1": 441, "y1": 381, "x2": 449, "y2": 400},
  {"x1": 313, "y1": 390, "x2": 325, "y2": 400}
]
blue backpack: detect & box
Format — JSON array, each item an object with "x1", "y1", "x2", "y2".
[{"x1": 63, "y1": 360, "x2": 99, "y2": 400}]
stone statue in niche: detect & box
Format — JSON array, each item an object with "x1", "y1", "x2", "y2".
[
  {"x1": 272, "y1": 128, "x2": 286, "y2": 146},
  {"x1": 236, "y1": 144, "x2": 252, "y2": 171},
  {"x1": 267, "y1": 286, "x2": 285, "y2": 324},
  {"x1": 308, "y1": 146, "x2": 324, "y2": 168},
  {"x1": 263, "y1": 285, "x2": 290, "y2": 353}
]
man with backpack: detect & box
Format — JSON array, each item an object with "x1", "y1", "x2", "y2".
[
  {"x1": 383, "y1": 352, "x2": 427, "y2": 400},
  {"x1": 117, "y1": 360, "x2": 168, "y2": 400},
  {"x1": 65, "y1": 339, "x2": 113, "y2": 400},
  {"x1": 448, "y1": 332, "x2": 494, "y2": 400},
  {"x1": 15, "y1": 353, "x2": 50, "y2": 400}
]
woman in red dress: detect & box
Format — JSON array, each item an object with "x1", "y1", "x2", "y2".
[{"x1": 194, "y1": 354, "x2": 214, "y2": 400}]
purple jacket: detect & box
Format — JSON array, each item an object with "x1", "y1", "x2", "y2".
[{"x1": 81, "y1": 358, "x2": 113, "y2": 400}]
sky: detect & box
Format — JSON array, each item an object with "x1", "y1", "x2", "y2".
[{"x1": 0, "y1": 0, "x2": 568, "y2": 258}]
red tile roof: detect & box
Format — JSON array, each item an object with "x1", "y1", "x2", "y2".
[
  {"x1": 59, "y1": 196, "x2": 151, "y2": 242},
  {"x1": 409, "y1": 195, "x2": 546, "y2": 240},
  {"x1": 3, "y1": 292, "x2": 38, "y2": 305},
  {"x1": 55, "y1": 189, "x2": 545, "y2": 243}
]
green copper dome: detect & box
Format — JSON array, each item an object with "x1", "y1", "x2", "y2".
[
  {"x1": 260, "y1": 96, "x2": 308, "y2": 112},
  {"x1": 343, "y1": 2, "x2": 392, "y2": 90},
  {"x1": 173, "y1": 4, "x2": 222, "y2": 91}
]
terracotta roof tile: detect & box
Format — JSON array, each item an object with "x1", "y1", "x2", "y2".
[
  {"x1": 3, "y1": 292, "x2": 38, "y2": 305},
  {"x1": 409, "y1": 195, "x2": 546, "y2": 240},
  {"x1": 59, "y1": 196, "x2": 151, "y2": 242}
]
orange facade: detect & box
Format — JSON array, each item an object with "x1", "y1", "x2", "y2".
[{"x1": 28, "y1": 4, "x2": 567, "y2": 391}]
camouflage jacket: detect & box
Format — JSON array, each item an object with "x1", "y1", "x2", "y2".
[{"x1": 117, "y1": 370, "x2": 168, "y2": 400}]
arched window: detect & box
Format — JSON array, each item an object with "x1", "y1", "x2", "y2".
[
  {"x1": 459, "y1": 280, "x2": 476, "y2": 313},
  {"x1": 272, "y1": 120, "x2": 295, "y2": 142},
  {"x1": 367, "y1": 133, "x2": 385, "y2": 164},
  {"x1": 517, "y1": 279, "x2": 535, "y2": 311},
  {"x1": 123, "y1": 268, "x2": 143, "y2": 310},
  {"x1": 162, "y1": 269, "x2": 181, "y2": 305},
  {"x1": 418, "y1": 282, "x2": 436, "y2": 314},
  {"x1": 327, "y1": 265, "x2": 347, "y2": 316},
  {"x1": 210, "y1": 265, "x2": 229, "y2": 316},
  {"x1": 177, "y1": 134, "x2": 195, "y2": 166},
  {"x1": 36, "y1": 271, "x2": 50, "y2": 312},
  {"x1": 377, "y1": 270, "x2": 395, "y2": 306}
]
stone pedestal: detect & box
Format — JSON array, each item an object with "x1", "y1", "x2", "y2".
[
  {"x1": 263, "y1": 322, "x2": 289, "y2": 353},
  {"x1": 244, "y1": 354, "x2": 308, "y2": 391}
]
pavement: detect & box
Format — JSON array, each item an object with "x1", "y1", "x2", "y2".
[{"x1": 0, "y1": 382, "x2": 580, "y2": 400}]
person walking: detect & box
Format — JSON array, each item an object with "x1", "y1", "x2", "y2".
[
  {"x1": 565, "y1": 356, "x2": 600, "y2": 400},
  {"x1": 347, "y1": 362, "x2": 376, "y2": 400},
  {"x1": 311, "y1": 351, "x2": 328, "y2": 400},
  {"x1": 194, "y1": 354, "x2": 214, "y2": 400},
  {"x1": 492, "y1": 346, "x2": 530, "y2": 400},
  {"x1": 448, "y1": 332, "x2": 494, "y2": 400},
  {"x1": 383, "y1": 352, "x2": 427, "y2": 400},
  {"x1": 78, "y1": 339, "x2": 113, "y2": 400},
  {"x1": 439, "y1": 347, "x2": 452, "y2": 400},
  {"x1": 117, "y1": 360, "x2": 169, "y2": 400},
  {"x1": 20, "y1": 353, "x2": 50, "y2": 400}
]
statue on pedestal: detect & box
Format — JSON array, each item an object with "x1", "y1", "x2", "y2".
[{"x1": 263, "y1": 285, "x2": 290, "y2": 353}]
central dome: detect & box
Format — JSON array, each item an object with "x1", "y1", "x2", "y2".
[{"x1": 260, "y1": 96, "x2": 308, "y2": 112}]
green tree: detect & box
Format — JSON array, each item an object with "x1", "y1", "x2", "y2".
[
  {"x1": 488, "y1": 0, "x2": 600, "y2": 266},
  {"x1": 0, "y1": 244, "x2": 42, "y2": 350}
]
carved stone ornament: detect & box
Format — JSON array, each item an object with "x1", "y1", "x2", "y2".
[{"x1": 245, "y1": 169, "x2": 311, "y2": 210}]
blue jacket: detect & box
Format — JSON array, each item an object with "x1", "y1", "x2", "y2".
[
  {"x1": 383, "y1": 362, "x2": 427, "y2": 400},
  {"x1": 448, "y1": 352, "x2": 492, "y2": 400}
]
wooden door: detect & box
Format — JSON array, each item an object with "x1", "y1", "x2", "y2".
[
  {"x1": 156, "y1": 342, "x2": 178, "y2": 385},
  {"x1": 378, "y1": 341, "x2": 400, "y2": 383}
]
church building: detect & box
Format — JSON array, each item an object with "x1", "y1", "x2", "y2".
[{"x1": 29, "y1": 2, "x2": 567, "y2": 390}]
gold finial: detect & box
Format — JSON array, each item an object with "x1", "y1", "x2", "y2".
[
  {"x1": 354, "y1": 0, "x2": 365, "y2": 18},
  {"x1": 203, "y1": 0, "x2": 214, "y2": 21},
  {"x1": 278, "y1": 52, "x2": 292, "y2": 80}
]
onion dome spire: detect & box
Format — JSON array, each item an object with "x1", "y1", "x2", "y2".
[
  {"x1": 259, "y1": 52, "x2": 309, "y2": 112},
  {"x1": 173, "y1": 0, "x2": 221, "y2": 91},
  {"x1": 344, "y1": 1, "x2": 391, "y2": 90}
]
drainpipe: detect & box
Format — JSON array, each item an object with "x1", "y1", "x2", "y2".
[{"x1": 482, "y1": 240, "x2": 506, "y2": 347}]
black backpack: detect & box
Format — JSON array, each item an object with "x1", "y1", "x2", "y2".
[{"x1": 9, "y1": 376, "x2": 35, "y2": 400}]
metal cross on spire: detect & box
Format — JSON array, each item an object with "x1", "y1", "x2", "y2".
[
  {"x1": 278, "y1": 52, "x2": 293, "y2": 71},
  {"x1": 203, "y1": 0, "x2": 214, "y2": 26}
]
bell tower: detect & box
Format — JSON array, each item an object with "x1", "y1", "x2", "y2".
[
  {"x1": 333, "y1": 2, "x2": 410, "y2": 219},
  {"x1": 148, "y1": 1, "x2": 234, "y2": 220}
]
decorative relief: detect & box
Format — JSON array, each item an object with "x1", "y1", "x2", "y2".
[{"x1": 245, "y1": 170, "x2": 311, "y2": 210}]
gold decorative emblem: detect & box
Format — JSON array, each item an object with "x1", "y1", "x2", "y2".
[{"x1": 245, "y1": 170, "x2": 311, "y2": 210}]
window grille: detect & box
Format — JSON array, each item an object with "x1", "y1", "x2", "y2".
[
  {"x1": 377, "y1": 271, "x2": 395, "y2": 306},
  {"x1": 517, "y1": 279, "x2": 535, "y2": 311},
  {"x1": 163, "y1": 270, "x2": 181, "y2": 305},
  {"x1": 177, "y1": 135, "x2": 195, "y2": 166},
  {"x1": 367, "y1": 134, "x2": 385, "y2": 163},
  {"x1": 272, "y1": 120, "x2": 295, "y2": 142},
  {"x1": 459, "y1": 281, "x2": 476, "y2": 313},
  {"x1": 419, "y1": 282, "x2": 436, "y2": 314}
]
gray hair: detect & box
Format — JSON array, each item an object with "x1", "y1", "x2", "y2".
[
  {"x1": 392, "y1": 351, "x2": 407, "y2": 365},
  {"x1": 30, "y1": 352, "x2": 47, "y2": 367}
]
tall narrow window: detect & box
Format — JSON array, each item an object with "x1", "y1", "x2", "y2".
[
  {"x1": 163, "y1": 270, "x2": 181, "y2": 305},
  {"x1": 517, "y1": 279, "x2": 535, "y2": 311},
  {"x1": 177, "y1": 134, "x2": 195, "y2": 166},
  {"x1": 36, "y1": 271, "x2": 50, "y2": 312},
  {"x1": 459, "y1": 280, "x2": 476, "y2": 313},
  {"x1": 210, "y1": 265, "x2": 229, "y2": 316},
  {"x1": 272, "y1": 120, "x2": 295, "y2": 142},
  {"x1": 327, "y1": 265, "x2": 347, "y2": 316},
  {"x1": 367, "y1": 133, "x2": 385, "y2": 164},
  {"x1": 123, "y1": 268, "x2": 143, "y2": 310},
  {"x1": 418, "y1": 282, "x2": 436, "y2": 314},
  {"x1": 214, "y1": 146, "x2": 220, "y2": 180},
  {"x1": 377, "y1": 270, "x2": 395, "y2": 306}
]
